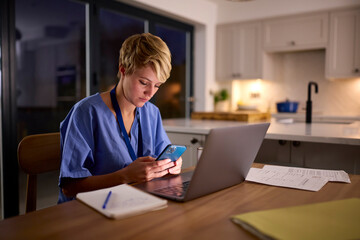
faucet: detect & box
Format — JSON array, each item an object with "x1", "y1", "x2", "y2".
[{"x1": 306, "y1": 81, "x2": 318, "y2": 123}]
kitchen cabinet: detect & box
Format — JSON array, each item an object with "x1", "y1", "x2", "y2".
[
  {"x1": 166, "y1": 132, "x2": 206, "y2": 169},
  {"x1": 263, "y1": 12, "x2": 328, "y2": 52},
  {"x1": 326, "y1": 8, "x2": 360, "y2": 79},
  {"x1": 291, "y1": 141, "x2": 360, "y2": 174},
  {"x1": 168, "y1": 134, "x2": 360, "y2": 174},
  {"x1": 254, "y1": 139, "x2": 292, "y2": 166},
  {"x1": 163, "y1": 119, "x2": 360, "y2": 174},
  {"x1": 255, "y1": 139, "x2": 360, "y2": 174},
  {"x1": 216, "y1": 21, "x2": 263, "y2": 81}
]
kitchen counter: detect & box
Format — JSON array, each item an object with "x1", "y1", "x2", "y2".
[
  {"x1": 163, "y1": 118, "x2": 360, "y2": 146},
  {"x1": 272, "y1": 113, "x2": 360, "y2": 123}
]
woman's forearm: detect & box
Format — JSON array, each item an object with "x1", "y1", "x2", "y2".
[{"x1": 61, "y1": 156, "x2": 176, "y2": 197}]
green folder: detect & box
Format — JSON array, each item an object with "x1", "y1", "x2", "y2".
[{"x1": 231, "y1": 198, "x2": 360, "y2": 240}]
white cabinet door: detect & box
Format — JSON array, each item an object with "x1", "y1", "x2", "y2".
[
  {"x1": 263, "y1": 12, "x2": 328, "y2": 52},
  {"x1": 216, "y1": 21, "x2": 262, "y2": 81},
  {"x1": 166, "y1": 132, "x2": 206, "y2": 169},
  {"x1": 234, "y1": 22, "x2": 263, "y2": 79},
  {"x1": 216, "y1": 25, "x2": 233, "y2": 81},
  {"x1": 326, "y1": 8, "x2": 360, "y2": 79}
]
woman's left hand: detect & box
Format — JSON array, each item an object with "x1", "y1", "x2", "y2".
[{"x1": 167, "y1": 157, "x2": 182, "y2": 175}]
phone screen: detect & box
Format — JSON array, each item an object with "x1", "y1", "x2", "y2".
[{"x1": 156, "y1": 144, "x2": 187, "y2": 162}]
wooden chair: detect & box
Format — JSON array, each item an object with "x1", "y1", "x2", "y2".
[{"x1": 17, "y1": 132, "x2": 61, "y2": 213}]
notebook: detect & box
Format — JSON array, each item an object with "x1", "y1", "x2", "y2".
[
  {"x1": 136, "y1": 123, "x2": 270, "y2": 202},
  {"x1": 231, "y1": 198, "x2": 360, "y2": 240},
  {"x1": 76, "y1": 184, "x2": 167, "y2": 219}
]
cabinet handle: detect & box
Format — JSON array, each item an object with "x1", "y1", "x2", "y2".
[
  {"x1": 232, "y1": 73, "x2": 242, "y2": 78},
  {"x1": 190, "y1": 138, "x2": 199, "y2": 144},
  {"x1": 290, "y1": 41, "x2": 295, "y2": 46},
  {"x1": 354, "y1": 68, "x2": 359, "y2": 73},
  {"x1": 278, "y1": 140, "x2": 287, "y2": 146},
  {"x1": 292, "y1": 141, "x2": 301, "y2": 147}
]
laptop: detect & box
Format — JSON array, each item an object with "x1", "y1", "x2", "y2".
[{"x1": 136, "y1": 123, "x2": 270, "y2": 202}]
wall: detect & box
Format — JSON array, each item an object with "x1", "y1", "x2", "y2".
[
  {"x1": 228, "y1": 51, "x2": 360, "y2": 116},
  {"x1": 215, "y1": 0, "x2": 360, "y2": 24}
]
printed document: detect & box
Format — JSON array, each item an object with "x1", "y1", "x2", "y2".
[
  {"x1": 263, "y1": 165, "x2": 351, "y2": 183},
  {"x1": 246, "y1": 165, "x2": 350, "y2": 191},
  {"x1": 246, "y1": 167, "x2": 328, "y2": 191}
]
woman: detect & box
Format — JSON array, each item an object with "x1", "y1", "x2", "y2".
[{"x1": 58, "y1": 33, "x2": 182, "y2": 203}]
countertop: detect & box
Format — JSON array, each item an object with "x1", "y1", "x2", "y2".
[
  {"x1": 272, "y1": 113, "x2": 360, "y2": 122},
  {"x1": 162, "y1": 118, "x2": 360, "y2": 146}
]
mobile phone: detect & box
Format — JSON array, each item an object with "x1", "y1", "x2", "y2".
[{"x1": 156, "y1": 144, "x2": 187, "y2": 162}]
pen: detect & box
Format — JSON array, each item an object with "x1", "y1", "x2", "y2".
[{"x1": 102, "y1": 191, "x2": 112, "y2": 209}]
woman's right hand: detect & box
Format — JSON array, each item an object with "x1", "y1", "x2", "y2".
[{"x1": 120, "y1": 156, "x2": 175, "y2": 183}]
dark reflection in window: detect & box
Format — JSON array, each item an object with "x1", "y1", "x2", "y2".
[
  {"x1": 99, "y1": 9, "x2": 144, "y2": 92},
  {"x1": 153, "y1": 24, "x2": 187, "y2": 119},
  {"x1": 15, "y1": 0, "x2": 86, "y2": 139}
]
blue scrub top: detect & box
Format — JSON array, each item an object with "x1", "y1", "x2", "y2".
[{"x1": 58, "y1": 93, "x2": 170, "y2": 203}]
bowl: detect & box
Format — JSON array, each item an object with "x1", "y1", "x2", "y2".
[{"x1": 276, "y1": 101, "x2": 299, "y2": 113}]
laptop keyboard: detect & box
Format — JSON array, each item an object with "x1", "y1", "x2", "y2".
[{"x1": 153, "y1": 181, "x2": 190, "y2": 198}]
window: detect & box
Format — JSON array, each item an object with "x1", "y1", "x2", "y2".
[
  {"x1": 98, "y1": 9, "x2": 145, "y2": 92},
  {"x1": 3, "y1": 0, "x2": 193, "y2": 217},
  {"x1": 15, "y1": 0, "x2": 86, "y2": 138},
  {"x1": 14, "y1": 0, "x2": 86, "y2": 215},
  {"x1": 152, "y1": 24, "x2": 189, "y2": 118},
  {"x1": 95, "y1": 2, "x2": 194, "y2": 119}
]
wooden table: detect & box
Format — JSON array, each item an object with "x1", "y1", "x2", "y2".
[{"x1": 1, "y1": 164, "x2": 360, "y2": 239}]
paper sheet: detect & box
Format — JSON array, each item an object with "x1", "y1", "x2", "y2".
[
  {"x1": 246, "y1": 165, "x2": 351, "y2": 191},
  {"x1": 246, "y1": 168, "x2": 328, "y2": 191},
  {"x1": 263, "y1": 165, "x2": 351, "y2": 183}
]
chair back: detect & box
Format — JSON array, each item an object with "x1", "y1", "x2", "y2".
[{"x1": 18, "y1": 132, "x2": 61, "y2": 213}]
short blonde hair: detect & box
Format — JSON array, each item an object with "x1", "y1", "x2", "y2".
[{"x1": 118, "y1": 33, "x2": 172, "y2": 83}]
